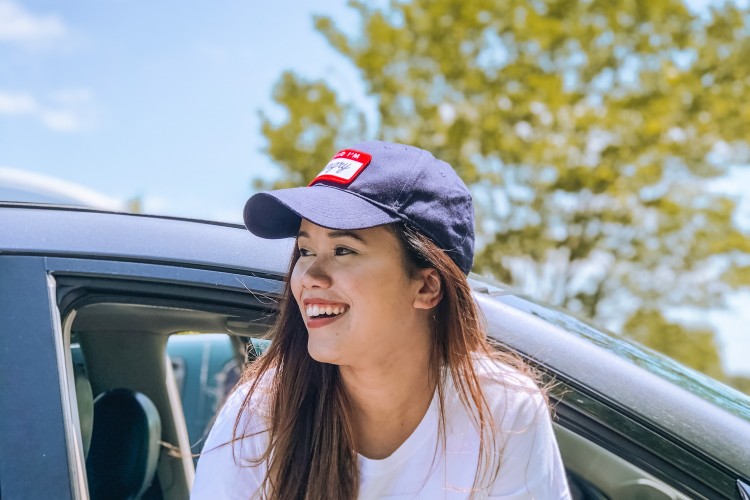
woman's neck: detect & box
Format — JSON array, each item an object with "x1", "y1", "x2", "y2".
[{"x1": 339, "y1": 344, "x2": 436, "y2": 460}]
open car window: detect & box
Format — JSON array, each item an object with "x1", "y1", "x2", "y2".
[{"x1": 50, "y1": 260, "x2": 278, "y2": 500}]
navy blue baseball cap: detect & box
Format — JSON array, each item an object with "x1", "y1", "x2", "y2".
[{"x1": 243, "y1": 140, "x2": 475, "y2": 274}]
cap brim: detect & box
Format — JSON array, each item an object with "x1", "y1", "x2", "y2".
[{"x1": 244, "y1": 185, "x2": 400, "y2": 239}]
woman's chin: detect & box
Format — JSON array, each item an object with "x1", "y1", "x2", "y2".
[{"x1": 307, "y1": 340, "x2": 342, "y2": 365}]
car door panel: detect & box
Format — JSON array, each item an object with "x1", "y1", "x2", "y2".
[{"x1": 0, "y1": 256, "x2": 76, "y2": 499}]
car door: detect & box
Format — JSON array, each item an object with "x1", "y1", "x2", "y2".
[
  {"x1": 0, "y1": 256, "x2": 76, "y2": 499},
  {"x1": 0, "y1": 253, "x2": 284, "y2": 499}
]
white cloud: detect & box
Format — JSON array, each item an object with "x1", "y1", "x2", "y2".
[
  {"x1": 41, "y1": 109, "x2": 80, "y2": 132},
  {"x1": 0, "y1": 166, "x2": 126, "y2": 211},
  {"x1": 0, "y1": 90, "x2": 36, "y2": 114},
  {"x1": 0, "y1": 88, "x2": 96, "y2": 133},
  {"x1": 0, "y1": 0, "x2": 68, "y2": 48}
]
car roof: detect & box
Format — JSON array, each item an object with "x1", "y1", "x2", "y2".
[{"x1": 0, "y1": 203, "x2": 294, "y2": 276}]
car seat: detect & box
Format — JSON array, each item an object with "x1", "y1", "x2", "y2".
[
  {"x1": 85, "y1": 388, "x2": 162, "y2": 500},
  {"x1": 73, "y1": 363, "x2": 94, "y2": 457}
]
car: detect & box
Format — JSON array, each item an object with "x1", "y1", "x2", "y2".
[{"x1": 1, "y1": 202, "x2": 748, "y2": 499}]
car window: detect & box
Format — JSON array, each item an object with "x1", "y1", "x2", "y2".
[
  {"x1": 555, "y1": 425, "x2": 691, "y2": 500},
  {"x1": 57, "y1": 277, "x2": 274, "y2": 500},
  {"x1": 166, "y1": 333, "x2": 244, "y2": 458}
]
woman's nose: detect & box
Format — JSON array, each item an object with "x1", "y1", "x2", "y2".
[{"x1": 300, "y1": 257, "x2": 332, "y2": 289}]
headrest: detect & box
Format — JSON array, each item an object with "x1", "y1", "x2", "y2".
[
  {"x1": 86, "y1": 388, "x2": 162, "y2": 500},
  {"x1": 72, "y1": 363, "x2": 94, "y2": 457}
]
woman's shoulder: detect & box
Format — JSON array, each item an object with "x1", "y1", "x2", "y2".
[
  {"x1": 470, "y1": 353, "x2": 548, "y2": 427},
  {"x1": 193, "y1": 371, "x2": 273, "y2": 497},
  {"x1": 230, "y1": 366, "x2": 276, "y2": 414},
  {"x1": 472, "y1": 353, "x2": 541, "y2": 392},
  {"x1": 207, "y1": 366, "x2": 277, "y2": 438}
]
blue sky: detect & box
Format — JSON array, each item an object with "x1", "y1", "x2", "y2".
[
  {"x1": 0, "y1": 0, "x2": 365, "y2": 220},
  {"x1": 2, "y1": 0, "x2": 749, "y2": 376}
]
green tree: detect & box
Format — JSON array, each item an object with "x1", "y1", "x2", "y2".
[
  {"x1": 257, "y1": 0, "x2": 750, "y2": 388},
  {"x1": 726, "y1": 375, "x2": 750, "y2": 395},
  {"x1": 624, "y1": 309, "x2": 724, "y2": 379},
  {"x1": 256, "y1": 73, "x2": 366, "y2": 190}
]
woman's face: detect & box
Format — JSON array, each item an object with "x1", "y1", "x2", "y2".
[{"x1": 291, "y1": 219, "x2": 432, "y2": 368}]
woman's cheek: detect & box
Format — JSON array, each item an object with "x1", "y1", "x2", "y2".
[{"x1": 290, "y1": 261, "x2": 305, "y2": 298}]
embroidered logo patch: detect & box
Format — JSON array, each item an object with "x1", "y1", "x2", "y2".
[{"x1": 309, "y1": 149, "x2": 372, "y2": 186}]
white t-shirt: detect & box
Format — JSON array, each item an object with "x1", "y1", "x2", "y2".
[{"x1": 192, "y1": 359, "x2": 571, "y2": 499}]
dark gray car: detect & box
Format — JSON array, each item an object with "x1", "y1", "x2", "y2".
[{"x1": 1, "y1": 203, "x2": 748, "y2": 499}]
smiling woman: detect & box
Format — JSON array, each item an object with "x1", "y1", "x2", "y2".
[{"x1": 192, "y1": 141, "x2": 571, "y2": 499}]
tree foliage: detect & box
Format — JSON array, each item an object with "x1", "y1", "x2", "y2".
[
  {"x1": 256, "y1": 73, "x2": 366, "y2": 190},
  {"x1": 624, "y1": 309, "x2": 724, "y2": 379},
  {"x1": 257, "y1": 0, "x2": 750, "y2": 388}
]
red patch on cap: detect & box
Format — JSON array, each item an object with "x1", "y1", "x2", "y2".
[{"x1": 308, "y1": 149, "x2": 372, "y2": 187}]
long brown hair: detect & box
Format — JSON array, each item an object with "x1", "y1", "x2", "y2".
[{"x1": 233, "y1": 222, "x2": 541, "y2": 499}]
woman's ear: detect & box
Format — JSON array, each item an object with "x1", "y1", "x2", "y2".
[{"x1": 413, "y1": 268, "x2": 442, "y2": 310}]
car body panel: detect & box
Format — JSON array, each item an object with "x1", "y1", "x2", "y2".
[
  {"x1": 479, "y1": 293, "x2": 750, "y2": 473},
  {"x1": 0, "y1": 256, "x2": 73, "y2": 500},
  {"x1": 1, "y1": 204, "x2": 294, "y2": 276},
  {"x1": 476, "y1": 293, "x2": 750, "y2": 497}
]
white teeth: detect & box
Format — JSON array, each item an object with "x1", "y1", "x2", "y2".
[{"x1": 306, "y1": 304, "x2": 346, "y2": 318}]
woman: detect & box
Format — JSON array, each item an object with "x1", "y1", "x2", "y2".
[{"x1": 193, "y1": 141, "x2": 570, "y2": 499}]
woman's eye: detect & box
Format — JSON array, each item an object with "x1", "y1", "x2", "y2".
[
  {"x1": 298, "y1": 247, "x2": 312, "y2": 257},
  {"x1": 335, "y1": 246, "x2": 355, "y2": 256}
]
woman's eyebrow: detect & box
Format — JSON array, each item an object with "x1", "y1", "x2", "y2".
[
  {"x1": 328, "y1": 230, "x2": 367, "y2": 242},
  {"x1": 297, "y1": 230, "x2": 366, "y2": 243}
]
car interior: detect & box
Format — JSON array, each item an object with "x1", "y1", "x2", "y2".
[{"x1": 62, "y1": 297, "x2": 692, "y2": 500}]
